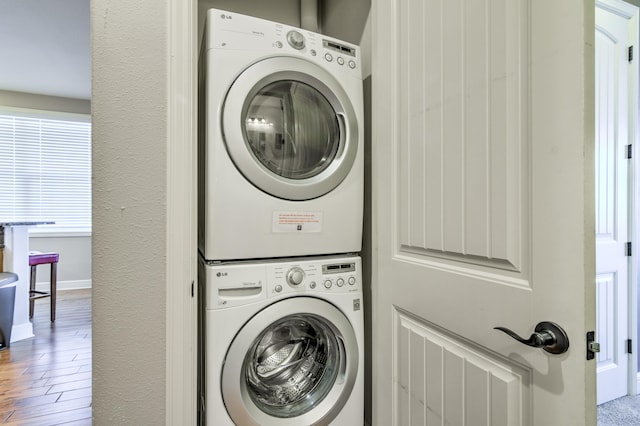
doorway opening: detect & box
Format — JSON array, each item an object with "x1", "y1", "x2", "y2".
[{"x1": 595, "y1": 0, "x2": 639, "y2": 414}]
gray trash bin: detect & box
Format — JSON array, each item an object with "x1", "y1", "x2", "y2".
[{"x1": 0, "y1": 272, "x2": 18, "y2": 350}]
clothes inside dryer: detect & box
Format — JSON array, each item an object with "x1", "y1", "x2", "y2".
[
  {"x1": 243, "y1": 313, "x2": 343, "y2": 418},
  {"x1": 244, "y1": 81, "x2": 340, "y2": 180}
]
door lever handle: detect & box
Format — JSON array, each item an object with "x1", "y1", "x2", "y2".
[{"x1": 494, "y1": 321, "x2": 570, "y2": 355}]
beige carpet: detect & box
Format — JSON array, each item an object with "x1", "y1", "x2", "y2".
[{"x1": 598, "y1": 394, "x2": 640, "y2": 425}]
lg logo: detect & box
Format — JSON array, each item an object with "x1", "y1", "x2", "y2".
[{"x1": 216, "y1": 272, "x2": 228, "y2": 277}]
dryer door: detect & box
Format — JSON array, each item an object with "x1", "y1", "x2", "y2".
[
  {"x1": 222, "y1": 56, "x2": 359, "y2": 200},
  {"x1": 221, "y1": 297, "x2": 359, "y2": 426}
]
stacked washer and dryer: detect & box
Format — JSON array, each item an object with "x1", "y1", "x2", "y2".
[{"x1": 198, "y1": 8, "x2": 365, "y2": 426}]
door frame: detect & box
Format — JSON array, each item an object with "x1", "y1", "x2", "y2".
[
  {"x1": 630, "y1": 0, "x2": 640, "y2": 395},
  {"x1": 166, "y1": 0, "x2": 198, "y2": 423},
  {"x1": 620, "y1": 0, "x2": 640, "y2": 399}
]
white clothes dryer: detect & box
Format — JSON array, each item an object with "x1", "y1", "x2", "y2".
[
  {"x1": 198, "y1": 9, "x2": 364, "y2": 261},
  {"x1": 200, "y1": 255, "x2": 364, "y2": 425}
]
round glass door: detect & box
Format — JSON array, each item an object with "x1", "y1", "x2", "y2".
[
  {"x1": 222, "y1": 57, "x2": 359, "y2": 200},
  {"x1": 243, "y1": 314, "x2": 341, "y2": 418},
  {"x1": 221, "y1": 297, "x2": 359, "y2": 425},
  {"x1": 244, "y1": 81, "x2": 340, "y2": 180}
]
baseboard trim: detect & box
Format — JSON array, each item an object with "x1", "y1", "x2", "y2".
[{"x1": 36, "y1": 279, "x2": 92, "y2": 291}]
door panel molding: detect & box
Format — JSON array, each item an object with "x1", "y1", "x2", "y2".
[
  {"x1": 393, "y1": 0, "x2": 529, "y2": 274},
  {"x1": 393, "y1": 309, "x2": 531, "y2": 426}
]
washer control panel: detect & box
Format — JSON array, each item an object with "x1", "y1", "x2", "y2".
[
  {"x1": 270, "y1": 257, "x2": 361, "y2": 297},
  {"x1": 204, "y1": 255, "x2": 362, "y2": 309}
]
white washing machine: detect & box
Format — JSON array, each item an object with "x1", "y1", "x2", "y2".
[
  {"x1": 198, "y1": 9, "x2": 364, "y2": 261},
  {"x1": 200, "y1": 255, "x2": 364, "y2": 425}
]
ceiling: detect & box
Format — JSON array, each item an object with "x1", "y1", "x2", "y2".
[
  {"x1": 0, "y1": 0, "x2": 90, "y2": 100},
  {"x1": 0, "y1": 0, "x2": 368, "y2": 102}
]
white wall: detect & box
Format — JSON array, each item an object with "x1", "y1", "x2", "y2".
[
  {"x1": 92, "y1": 0, "x2": 168, "y2": 422},
  {"x1": 29, "y1": 233, "x2": 91, "y2": 290},
  {"x1": 0, "y1": 89, "x2": 90, "y2": 114}
]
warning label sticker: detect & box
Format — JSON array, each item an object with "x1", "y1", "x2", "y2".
[{"x1": 272, "y1": 211, "x2": 323, "y2": 233}]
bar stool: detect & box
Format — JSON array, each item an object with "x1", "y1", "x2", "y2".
[{"x1": 28, "y1": 251, "x2": 59, "y2": 322}]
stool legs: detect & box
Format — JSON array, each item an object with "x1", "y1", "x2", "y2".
[
  {"x1": 50, "y1": 262, "x2": 57, "y2": 322},
  {"x1": 29, "y1": 263, "x2": 57, "y2": 322},
  {"x1": 29, "y1": 265, "x2": 36, "y2": 319}
]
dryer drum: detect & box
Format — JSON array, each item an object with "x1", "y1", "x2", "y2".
[
  {"x1": 243, "y1": 314, "x2": 343, "y2": 418},
  {"x1": 245, "y1": 80, "x2": 340, "y2": 180}
]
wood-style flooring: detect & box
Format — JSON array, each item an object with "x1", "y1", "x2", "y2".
[{"x1": 0, "y1": 289, "x2": 92, "y2": 425}]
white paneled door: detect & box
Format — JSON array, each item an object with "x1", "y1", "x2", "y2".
[
  {"x1": 595, "y1": 0, "x2": 638, "y2": 406},
  {"x1": 372, "y1": 0, "x2": 596, "y2": 425}
]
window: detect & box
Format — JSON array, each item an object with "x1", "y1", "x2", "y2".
[{"x1": 0, "y1": 112, "x2": 91, "y2": 230}]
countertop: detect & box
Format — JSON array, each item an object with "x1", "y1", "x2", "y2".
[{"x1": 0, "y1": 221, "x2": 55, "y2": 227}]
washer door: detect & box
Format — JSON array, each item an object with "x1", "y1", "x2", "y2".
[
  {"x1": 222, "y1": 56, "x2": 359, "y2": 200},
  {"x1": 221, "y1": 297, "x2": 359, "y2": 426}
]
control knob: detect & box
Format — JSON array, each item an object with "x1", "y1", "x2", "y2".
[
  {"x1": 286, "y1": 30, "x2": 306, "y2": 50},
  {"x1": 286, "y1": 267, "x2": 305, "y2": 286}
]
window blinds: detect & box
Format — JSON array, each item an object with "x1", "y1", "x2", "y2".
[{"x1": 0, "y1": 114, "x2": 91, "y2": 229}]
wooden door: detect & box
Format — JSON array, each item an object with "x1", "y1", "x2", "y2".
[{"x1": 371, "y1": 0, "x2": 596, "y2": 424}]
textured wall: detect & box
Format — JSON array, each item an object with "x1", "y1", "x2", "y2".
[{"x1": 91, "y1": 0, "x2": 167, "y2": 423}]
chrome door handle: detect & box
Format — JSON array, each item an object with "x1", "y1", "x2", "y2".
[{"x1": 494, "y1": 321, "x2": 570, "y2": 354}]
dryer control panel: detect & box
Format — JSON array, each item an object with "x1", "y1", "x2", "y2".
[
  {"x1": 204, "y1": 255, "x2": 362, "y2": 309},
  {"x1": 207, "y1": 8, "x2": 361, "y2": 78}
]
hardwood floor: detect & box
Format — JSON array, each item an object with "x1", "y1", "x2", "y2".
[{"x1": 0, "y1": 289, "x2": 92, "y2": 425}]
